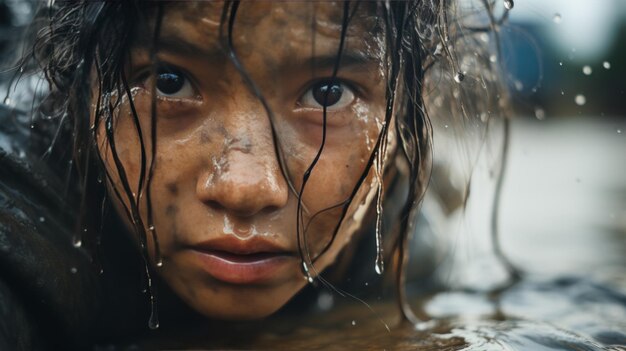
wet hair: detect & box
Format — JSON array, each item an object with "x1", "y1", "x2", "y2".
[{"x1": 9, "y1": 0, "x2": 511, "y2": 328}]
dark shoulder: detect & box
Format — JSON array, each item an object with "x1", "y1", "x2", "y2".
[{"x1": 0, "y1": 104, "x2": 101, "y2": 350}]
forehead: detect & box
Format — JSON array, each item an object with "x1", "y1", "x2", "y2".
[{"x1": 144, "y1": 2, "x2": 382, "y2": 59}]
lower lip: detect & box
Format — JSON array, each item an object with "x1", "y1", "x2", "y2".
[{"x1": 192, "y1": 250, "x2": 294, "y2": 284}]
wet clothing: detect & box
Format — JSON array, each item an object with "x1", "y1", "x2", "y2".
[{"x1": 0, "y1": 105, "x2": 160, "y2": 350}]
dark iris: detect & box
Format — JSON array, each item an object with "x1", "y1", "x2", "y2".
[
  {"x1": 312, "y1": 81, "x2": 343, "y2": 107},
  {"x1": 155, "y1": 67, "x2": 185, "y2": 95}
]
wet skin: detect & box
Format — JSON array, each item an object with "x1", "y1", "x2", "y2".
[{"x1": 96, "y1": 2, "x2": 388, "y2": 320}]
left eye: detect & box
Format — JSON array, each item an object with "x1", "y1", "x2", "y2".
[
  {"x1": 300, "y1": 80, "x2": 355, "y2": 111},
  {"x1": 154, "y1": 66, "x2": 195, "y2": 98}
]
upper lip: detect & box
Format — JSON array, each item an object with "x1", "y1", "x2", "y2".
[{"x1": 190, "y1": 236, "x2": 292, "y2": 255}]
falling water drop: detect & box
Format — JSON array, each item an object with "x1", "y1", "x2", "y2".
[
  {"x1": 618, "y1": 129, "x2": 622, "y2": 134},
  {"x1": 351, "y1": 320, "x2": 357, "y2": 326},
  {"x1": 301, "y1": 261, "x2": 315, "y2": 283},
  {"x1": 575, "y1": 94, "x2": 586, "y2": 106},
  {"x1": 489, "y1": 54, "x2": 497, "y2": 63},
  {"x1": 559, "y1": 61, "x2": 563, "y2": 66},
  {"x1": 504, "y1": 0, "x2": 514, "y2": 10},
  {"x1": 534, "y1": 108, "x2": 546, "y2": 120},
  {"x1": 148, "y1": 309, "x2": 159, "y2": 330},
  {"x1": 582, "y1": 65, "x2": 592, "y2": 75},
  {"x1": 603, "y1": 61, "x2": 611, "y2": 69},
  {"x1": 38, "y1": 217, "x2": 45, "y2": 223},
  {"x1": 72, "y1": 236, "x2": 82, "y2": 248},
  {"x1": 553, "y1": 13, "x2": 562, "y2": 24},
  {"x1": 454, "y1": 71, "x2": 465, "y2": 83},
  {"x1": 373, "y1": 158, "x2": 385, "y2": 276},
  {"x1": 70, "y1": 267, "x2": 78, "y2": 274}
]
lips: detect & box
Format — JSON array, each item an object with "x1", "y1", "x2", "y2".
[{"x1": 189, "y1": 237, "x2": 296, "y2": 284}]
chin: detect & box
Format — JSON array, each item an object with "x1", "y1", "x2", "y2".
[{"x1": 192, "y1": 300, "x2": 285, "y2": 321}]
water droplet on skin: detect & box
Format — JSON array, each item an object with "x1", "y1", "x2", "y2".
[
  {"x1": 582, "y1": 65, "x2": 592, "y2": 75},
  {"x1": 504, "y1": 0, "x2": 514, "y2": 10},
  {"x1": 148, "y1": 225, "x2": 155, "y2": 231},
  {"x1": 454, "y1": 72, "x2": 465, "y2": 83},
  {"x1": 351, "y1": 320, "x2": 357, "y2": 326},
  {"x1": 553, "y1": 13, "x2": 562, "y2": 24},
  {"x1": 156, "y1": 258, "x2": 163, "y2": 267},
  {"x1": 535, "y1": 108, "x2": 546, "y2": 120},
  {"x1": 70, "y1": 267, "x2": 78, "y2": 274},
  {"x1": 575, "y1": 94, "x2": 586, "y2": 106},
  {"x1": 603, "y1": 61, "x2": 611, "y2": 69}
]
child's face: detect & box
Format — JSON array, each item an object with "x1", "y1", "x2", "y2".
[{"x1": 97, "y1": 2, "x2": 387, "y2": 319}]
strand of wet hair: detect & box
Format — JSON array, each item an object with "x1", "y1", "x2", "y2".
[
  {"x1": 145, "y1": 3, "x2": 165, "y2": 273},
  {"x1": 480, "y1": 0, "x2": 521, "y2": 285},
  {"x1": 296, "y1": 0, "x2": 352, "y2": 283}
]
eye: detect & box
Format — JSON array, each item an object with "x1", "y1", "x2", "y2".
[
  {"x1": 154, "y1": 66, "x2": 195, "y2": 98},
  {"x1": 300, "y1": 80, "x2": 355, "y2": 111}
]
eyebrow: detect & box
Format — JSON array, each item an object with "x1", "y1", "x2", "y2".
[{"x1": 134, "y1": 33, "x2": 379, "y2": 70}]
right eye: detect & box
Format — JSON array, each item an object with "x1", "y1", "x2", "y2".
[{"x1": 154, "y1": 66, "x2": 195, "y2": 98}]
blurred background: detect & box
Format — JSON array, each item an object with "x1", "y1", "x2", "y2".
[
  {"x1": 422, "y1": 0, "x2": 626, "y2": 290},
  {"x1": 500, "y1": 0, "x2": 625, "y2": 277}
]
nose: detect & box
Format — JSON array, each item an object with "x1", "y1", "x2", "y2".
[{"x1": 196, "y1": 132, "x2": 289, "y2": 217}]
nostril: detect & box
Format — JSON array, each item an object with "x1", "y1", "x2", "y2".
[{"x1": 201, "y1": 199, "x2": 225, "y2": 213}]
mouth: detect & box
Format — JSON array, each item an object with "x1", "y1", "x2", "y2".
[{"x1": 189, "y1": 237, "x2": 296, "y2": 284}]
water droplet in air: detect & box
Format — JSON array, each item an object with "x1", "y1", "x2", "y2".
[
  {"x1": 70, "y1": 267, "x2": 78, "y2": 274},
  {"x1": 618, "y1": 129, "x2": 622, "y2": 134},
  {"x1": 582, "y1": 65, "x2": 592, "y2": 75},
  {"x1": 575, "y1": 94, "x2": 586, "y2": 106},
  {"x1": 504, "y1": 0, "x2": 514, "y2": 10},
  {"x1": 514, "y1": 80, "x2": 524, "y2": 91},
  {"x1": 454, "y1": 72, "x2": 465, "y2": 83},
  {"x1": 351, "y1": 320, "x2": 357, "y2": 326},
  {"x1": 148, "y1": 311, "x2": 159, "y2": 330},
  {"x1": 603, "y1": 61, "x2": 611, "y2": 69},
  {"x1": 489, "y1": 54, "x2": 497, "y2": 63},
  {"x1": 553, "y1": 13, "x2": 562, "y2": 24},
  {"x1": 534, "y1": 108, "x2": 546, "y2": 120},
  {"x1": 559, "y1": 61, "x2": 563, "y2": 66},
  {"x1": 39, "y1": 217, "x2": 45, "y2": 223},
  {"x1": 72, "y1": 237, "x2": 82, "y2": 248},
  {"x1": 444, "y1": 124, "x2": 449, "y2": 129},
  {"x1": 317, "y1": 292, "x2": 334, "y2": 311}
]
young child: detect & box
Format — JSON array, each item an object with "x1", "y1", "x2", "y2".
[{"x1": 0, "y1": 1, "x2": 505, "y2": 349}]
